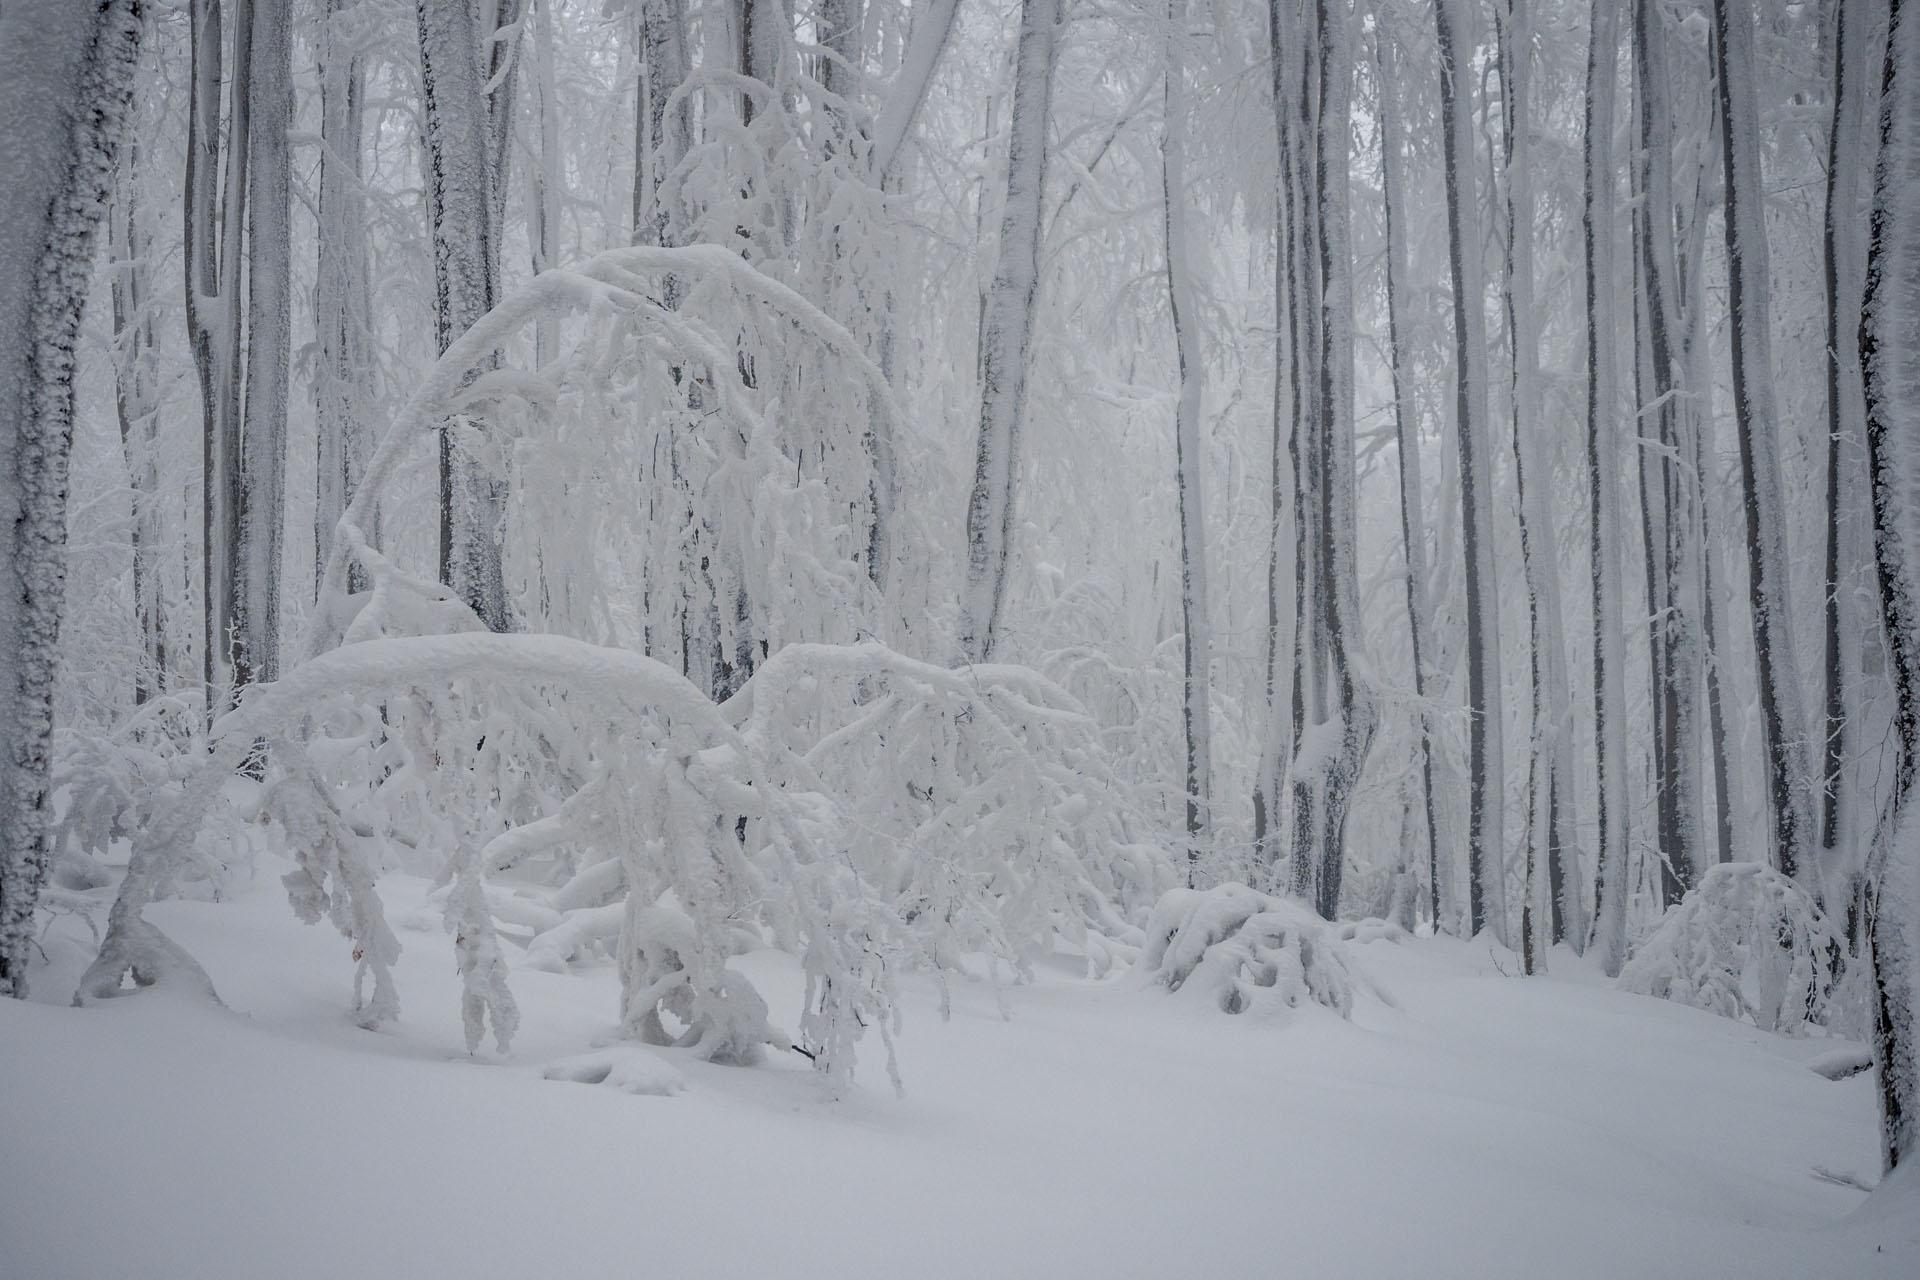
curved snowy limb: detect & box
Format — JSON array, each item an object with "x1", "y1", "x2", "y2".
[{"x1": 306, "y1": 244, "x2": 907, "y2": 660}]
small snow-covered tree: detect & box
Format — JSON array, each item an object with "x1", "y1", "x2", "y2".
[{"x1": 1619, "y1": 863, "x2": 1844, "y2": 1035}]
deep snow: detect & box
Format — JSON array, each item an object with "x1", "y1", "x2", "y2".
[{"x1": 3, "y1": 864, "x2": 1916, "y2": 1279}]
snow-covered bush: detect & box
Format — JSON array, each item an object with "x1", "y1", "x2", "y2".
[
  {"x1": 1618, "y1": 862, "x2": 1845, "y2": 1035},
  {"x1": 732, "y1": 641, "x2": 1172, "y2": 985},
  {"x1": 77, "y1": 243, "x2": 1177, "y2": 1094},
  {"x1": 1134, "y1": 884, "x2": 1359, "y2": 1019}
]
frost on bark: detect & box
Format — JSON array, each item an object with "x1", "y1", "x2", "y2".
[
  {"x1": 1861, "y1": 0, "x2": 1920, "y2": 1175},
  {"x1": 1253, "y1": 0, "x2": 1302, "y2": 890},
  {"x1": 1163, "y1": 0, "x2": 1212, "y2": 879},
  {"x1": 958, "y1": 0, "x2": 1061, "y2": 663},
  {"x1": 1634, "y1": 0, "x2": 1704, "y2": 906},
  {"x1": 109, "y1": 139, "x2": 168, "y2": 703},
  {"x1": 1713, "y1": 0, "x2": 1818, "y2": 881},
  {"x1": 1375, "y1": 18, "x2": 1442, "y2": 930},
  {"x1": 1502, "y1": 0, "x2": 1582, "y2": 962},
  {"x1": 315, "y1": 0, "x2": 376, "y2": 592},
  {"x1": 1437, "y1": 0, "x2": 1507, "y2": 942},
  {"x1": 1823, "y1": 0, "x2": 1883, "y2": 892},
  {"x1": 0, "y1": 0, "x2": 144, "y2": 996},
  {"x1": 1586, "y1": 0, "x2": 1630, "y2": 974},
  {"x1": 1263, "y1": 0, "x2": 1374, "y2": 920},
  {"x1": 187, "y1": 0, "x2": 291, "y2": 711},
  {"x1": 418, "y1": 0, "x2": 525, "y2": 633}
]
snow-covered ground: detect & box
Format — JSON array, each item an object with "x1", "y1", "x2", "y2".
[{"x1": 4, "y1": 866, "x2": 1916, "y2": 1280}]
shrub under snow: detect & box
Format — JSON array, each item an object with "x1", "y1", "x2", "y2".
[
  {"x1": 1618, "y1": 862, "x2": 1845, "y2": 1035},
  {"x1": 1134, "y1": 884, "x2": 1360, "y2": 1019}
]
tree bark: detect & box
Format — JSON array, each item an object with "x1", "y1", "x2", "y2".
[
  {"x1": 1714, "y1": 0, "x2": 1819, "y2": 880},
  {"x1": 959, "y1": 0, "x2": 1062, "y2": 662},
  {"x1": 1438, "y1": 0, "x2": 1507, "y2": 942},
  {"x1": 0, "y1": 0, "x2": 144, "y2": 996}
]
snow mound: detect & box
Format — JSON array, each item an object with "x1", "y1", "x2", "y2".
[
  {"x1": 621, "y1": 905, "x2": 792, "y2": 1066},
  {"x1": 1134, "y1": 884, "x2": 1359, "y2": 1018},
  {"x1": 1618, "y1": 862, "x2": 1843, "y2": 1034},
  {"x1": 542, "y1": 1048, "x2": 687, "y2": 1097}
]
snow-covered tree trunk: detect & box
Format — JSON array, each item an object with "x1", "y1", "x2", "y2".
[
  {"x1": 1306, "y1": 0, "x2": 1375, "y2": 921},
  {"x1": 0, "y1": 0, "x2": 144, "y2": 997},
  {"x1": 1713, "y1": 0, "x2": 1818, "y2": 881},
  {"x1": 1437, "y1": 0, "x2": 1507, "y2": 942},
  {"x1": 632, "y1": 0, "x2": 690, "y2": 250},
  {"x1": 187, "y1": 0, "x2": 239, "y2": 711},
  {"x1": 1502, "y1": 0, "x2": 1581, "y2": 959},
  {"x1": 1253, "y1": 0, "x2": 1302, "y2": 891},
  {"x1": 1163, "y1": 0, "x2": 1212, "y2": 879},
  {"x1": 314, "y1": 0, "x2": 375, "y2": 593},
  {"x1": 240, "y1": 0, "x2": 291, "y2": 686},
  {"x1": 1861, "y1": 0, "x2": 1920, "y2": 1176},
  {"x1": 109, "y1": 139, "x2": 167, "y2": 703},
  {"x1": 187, "y1": 0, "x2": 289, "y2": 705},
  {"x1": 1376, "y1": 17, "x2": 1442, "y2": 930},
  {"x1": 418, "y1": 0, "x2": 515, "y2": 632},
  {"x1": 1585, "y1": 0, "x2": 1630, "y2": 973},
  {"x1": 1824, "y1": 0, "x2": 1879, "y2": 888},
  {"x1": 1635, "y1": 0, "x2": 1703, "y2": 904},
  {"x1": 958, "y1": 0, "x2": 1061, "y2": 662}
]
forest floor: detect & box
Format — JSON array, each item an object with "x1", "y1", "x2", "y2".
[{"x1": 3, "y1": 861, "x2": 1918, "y2": 1279}]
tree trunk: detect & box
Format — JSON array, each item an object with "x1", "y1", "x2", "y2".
[
  {"x1": 0, "y1": 0, "x2": 145, "y2": 997},
  {"x1": 418, "y1": 0, "x2": 517, "y2": 632},
  {"x1": 1376, "y1": 17, "x2": 1442, "y2": 931},
  {"x1": 315, "y1": 0, "x2": 375, "y2": 594},
  {"x1": 958, "y1": 0, "x2": 1061, "y2": 663},
  {"x1": 1714, "y1": 0, "x2": 1818, "y2": 880},
  {"x1": 1164, "y1": 0, "x2": 1212, "y2": 880},
  {"x1": 1636, "y1": 0, "x2": 1704, "y2": 904},
  {"x1": 109, "y1": 140, "x2": 167, "y2": 704},
  {"x1": 1586, "y1": 0, "x2": 1630, "y2": 973},
  {"x1": 1862, "y1": 0, "x2": 1920, "y2": 1175},
  {"x1": 1437, "y1": 0, "x2": 1507, "y2": 943}
]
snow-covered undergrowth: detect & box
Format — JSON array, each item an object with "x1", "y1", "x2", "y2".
[
  {"x1": 68, "y1": 549, "x2": 1172, "y2": 1093},
  {"x1": 1134, "y1": 883, "x2": 1371, "y2": 1018},
  {"x1": 1618, "y1": 862, "x2": 1853, "y2": 1035}
]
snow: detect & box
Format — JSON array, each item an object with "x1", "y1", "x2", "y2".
[{"x1": 4, "y1": 865, "x2": 1915, "y2": 1279}]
